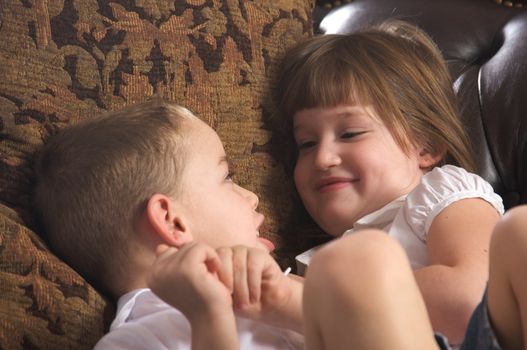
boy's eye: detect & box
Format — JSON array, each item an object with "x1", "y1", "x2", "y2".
[{"x1": 225, "y1": 171, "x2": 234, "y2": 181}]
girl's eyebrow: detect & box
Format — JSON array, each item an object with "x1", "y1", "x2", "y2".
[
  {"x1": 294, "y1": 109, "x2": 369, "y2": 131},
  {"x1": 293, "y1": 124, "x2": 304, "y2": 133},
  {"x1": 335, "y1": 111, "x2": 355, "y2": 118}
]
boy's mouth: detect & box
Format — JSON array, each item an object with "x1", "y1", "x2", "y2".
[
  {"x1": 257, "y1": 236, "x2": 276, "y2": 252},
  {"x1": 255, "y1": 215, "x2": 275, "y2": 251}
]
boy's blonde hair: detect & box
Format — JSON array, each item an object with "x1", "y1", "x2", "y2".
[
  {"x1": 34, "y1": 100, "x2": 197, "y2": 297},
  {"x1": 275, "y1": 20, "x2": 474, "y2": 172}
]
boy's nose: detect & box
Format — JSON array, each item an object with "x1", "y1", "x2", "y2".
[
  {"x1": 240, "y1": 185, "x2": 259, "y2": 209},
  {"x1": 249, "y1": 191, "x2": 259, "y2": 209},
  {"x1": 315, "y1": 142, "x2": 341, "y2": 170}
]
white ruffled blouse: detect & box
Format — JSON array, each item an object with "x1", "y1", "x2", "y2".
[{"x1": 296, "y1": 165, "x2": 504, "y2": 273}]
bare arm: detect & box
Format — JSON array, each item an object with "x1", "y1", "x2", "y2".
[{"x1": 414, "y1": 198, "x2": 500, "y2": 344}]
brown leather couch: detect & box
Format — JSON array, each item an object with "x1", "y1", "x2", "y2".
[{"x1": 316, "y1": 0, "x2": 527, "y2": 210}]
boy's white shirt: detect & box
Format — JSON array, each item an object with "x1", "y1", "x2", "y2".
[
  {"x1": 94, "y1": 288, "x2": 304, "y2": 350},
  {"x1": 296, "y1": 165, "x2": 505, "y2": 274}
]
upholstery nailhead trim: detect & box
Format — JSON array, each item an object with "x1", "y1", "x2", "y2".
[
  {"x1": 316, "y1": 0, "x2": 524, "y2": 9},
  {"x1": 317, "y1": 0, "x2": 353, "y2": 10},
  {"x1": 493, "y1": 0, "x2": 524, "y2": 7}
]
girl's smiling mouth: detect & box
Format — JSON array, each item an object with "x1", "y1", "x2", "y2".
[{"x1": 317, "y1": 177, "x2": 358, "y2": 192}]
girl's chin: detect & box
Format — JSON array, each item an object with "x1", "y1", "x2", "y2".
[{"x1": 318, "y1": 213, "x2": 355, "y2": 236}]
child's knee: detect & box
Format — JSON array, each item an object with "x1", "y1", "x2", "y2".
[
  {"x1": 491, "y1": 205, "x2": 527, "y2": 261},
  {"x1": 307, "y1": 230, "x2": 409, "y2": 288}
]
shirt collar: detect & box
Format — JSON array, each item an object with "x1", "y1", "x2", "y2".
[
  {"x1": 343, "y1": 195, "x2": 407, "y2": 235},
  {"x1": 110, "y1": 288, "x2": 150, "y2": 330}
]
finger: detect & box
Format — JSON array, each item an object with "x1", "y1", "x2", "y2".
[
  {"x1": 216, "y1": 247, "x2": 234, "y2": 293},
  {"x1": 147, "y1": 246, "x2": 182, "y2": 293},
  {"x1": 185, "y1": 243, "x2": 221, "y2": 273},
  {"x1": 152, "y1": 245, "x2": 183, "y2": 268},
  {"x1": 246, "y1": 249, "x2": 266, "y2": 303},
  {"x1": 261, "y1": 254, "x2": 283, "y2": 281},
  {"x1": 149, "y1": 243, "x2": 197, "y2": 287},
  {"x1": 204, "y1": 250, "x2": 222, "y2": 275},
  {"x1": 232, "y1": 246, "x2": 250, "y2": 308},
  {"x1": 158, "y1": 241, "x2": 196, "y2": 267}
]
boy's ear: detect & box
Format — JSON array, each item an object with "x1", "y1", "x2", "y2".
[
  {"x1": 418, "y1": 146, "x2": 445, "y2": 170},
  {"x1": 145, "y1": 194, "x2": 193, "y2": 247}
]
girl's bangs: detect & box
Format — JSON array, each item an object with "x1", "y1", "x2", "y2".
[{"x1": 285, "y1": 61, "x2": 366, "y2": 119}]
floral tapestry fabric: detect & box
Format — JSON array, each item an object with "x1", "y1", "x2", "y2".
[{"x1": 0, "y1": 0, "x2": 313, "y2": 348}]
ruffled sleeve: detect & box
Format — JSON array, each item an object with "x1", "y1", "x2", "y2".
[{"x1": 404, "y1": 165, "x2": 504, "y2": 242}]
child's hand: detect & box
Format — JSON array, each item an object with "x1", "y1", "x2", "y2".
[
  {"x1": 215, "y1": 246, "x2": 302, "y2": 331},
  {"x1": 147, "y1": 243, "x2": 233, "y2": 324}
]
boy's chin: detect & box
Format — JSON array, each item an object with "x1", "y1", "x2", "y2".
[{"x1": 256, "y1": 237, "x2": 275, "y2": 252}]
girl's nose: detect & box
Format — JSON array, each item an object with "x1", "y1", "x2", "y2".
[{"x1": 314, "y1": 141, "x2": 341, "y2": 170}]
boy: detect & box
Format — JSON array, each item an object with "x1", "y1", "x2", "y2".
[{"x1": 33, "y1": 100, "x2": 304, "y2": 349}]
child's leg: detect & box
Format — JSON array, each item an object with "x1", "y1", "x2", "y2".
[
  {"x1": 303, "y1": 230, "x2": 440, "y2": 350},
  {"x1": 487, "y1": 205, "x2": 527, "y2": 350}
]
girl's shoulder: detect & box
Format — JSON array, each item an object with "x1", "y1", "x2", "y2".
[
  {"x1": 416, "y1": 165, "x2": 503, "y2": 209},
  {"x1": 402, "y1": 165, "x2": 504, "y2": 237}
]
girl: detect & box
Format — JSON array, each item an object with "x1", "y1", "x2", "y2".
[{"x1": 274, "y1": 20, "x2": 503, "y2": 345}]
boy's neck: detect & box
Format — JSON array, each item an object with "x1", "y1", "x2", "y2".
[
  {"x1": 111, "y1": 265, "x2": 150, "y2": 300},
  {"x1": 111, "y1": 241, "x2": 157, "y2": 299}
]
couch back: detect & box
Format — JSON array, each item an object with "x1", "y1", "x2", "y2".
[{"x1": 319, "y1": 0, "x2": 527, "y2": 209}]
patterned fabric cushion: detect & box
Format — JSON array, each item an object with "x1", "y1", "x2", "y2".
[{"x1": 0, "y1": 0, "x2": 313, "y2": 348}]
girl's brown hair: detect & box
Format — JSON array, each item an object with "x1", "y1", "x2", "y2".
[{"x1": 275, "y1": 20, "x2": 474, "y2": 172}]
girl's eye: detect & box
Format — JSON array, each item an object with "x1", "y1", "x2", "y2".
[
  {"x1": 297, "y1": 140, "x2": 316, "y2": 151},
  {"x1": 341, "y1": 131, "x2": 366, "y2": 139}
]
